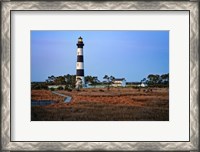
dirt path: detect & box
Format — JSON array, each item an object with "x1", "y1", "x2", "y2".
[{"x1": 52, "y1": 91, "x2": 72, "y2": 103}]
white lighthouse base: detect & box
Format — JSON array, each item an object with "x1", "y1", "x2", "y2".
[{"x1": 76, "y1": 76, "x2": 85, "y2": 88}]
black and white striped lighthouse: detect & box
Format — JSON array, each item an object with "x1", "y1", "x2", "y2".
[{"x1": 76, "y1": 37, "x2": 85, "y2": 87}]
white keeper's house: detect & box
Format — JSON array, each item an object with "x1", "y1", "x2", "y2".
[
  {"x1": 48, "y1": 85, "x2": 65, "y2": 90},
  {"x1": 112, "y1": 78, "x2": 126, "y2": 87}
]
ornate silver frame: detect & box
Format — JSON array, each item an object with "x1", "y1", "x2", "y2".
[{"x1": 1, "y1": 1, "x2": 199, "y2": 151}]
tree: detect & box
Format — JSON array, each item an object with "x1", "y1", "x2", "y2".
[
  {"x1": 64, "y1": 74, "x2": 76, "y2": 89},
  {"x1": 146, "y1": 73, "x2": 169, "y2": 87},
  {"x1": 31, "y1": 82, "x2": 48, "y2": 90},
  {"x1": 147, "y1": 74, "x2": 159, "y2": 84},
  {"x1": 141, "y1": 78, "x2": 146, "y2": 83},
  {"x1": 103, "y1": 75, "x2": 115, "y2": 90},
  {"x1": 46, "y1": 74, "x2": 77, "y2": 89},
  {"x1": 46, "y1": 75, "x2": 56, "y2": 84},
  {"x1": 54, "y1": 76, "x2": 66, "y2": 85},
  {"x1": 85, "y1": 76, "x2": 93, "y2": 84},
  {"x1": 161, "y1": 73, "x2": 169, "y2": 84},
  {"x1": 85, "y1": 76, "x2": 100, "y2": 88}
]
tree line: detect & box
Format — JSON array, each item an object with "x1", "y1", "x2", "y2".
[
  {"x1": 31, "y1": 73, "x2": 169, "y2": 90},
  {"x1": 31, "y1": 74, "x2": 101, "y2": 90},
  {"x1": 141, "y1": 73, "x2": 169, "y2": 87},
  {"x1": 31, "y1": 74, "x2": 76, "y2": 90}
]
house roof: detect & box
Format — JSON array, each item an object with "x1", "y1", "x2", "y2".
[{"x1": 113, "y1": 78, "x2": 125, "y2": 81}]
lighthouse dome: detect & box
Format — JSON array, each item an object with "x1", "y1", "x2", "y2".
[
  {"x1": 78, "y1": 37, "x2": 83, "y2": 42},
  {"x1": 77, "y1": 36, "x2": 84, "y2": 47}
]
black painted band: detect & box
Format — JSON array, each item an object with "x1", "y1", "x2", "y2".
[
  {"x1": 77, "y1": 55, "x2": 84, "y2": 62},
  {"x1": 76, "y1": 69, "x2": 84, "y2": 76},
  {"x1": 77, "y1": 43, "x2": 84, "y2": 48}
]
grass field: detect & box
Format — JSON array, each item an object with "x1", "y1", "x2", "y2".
[{"x1": 31, "y1": 87, "x2": 169, "y2": 121}]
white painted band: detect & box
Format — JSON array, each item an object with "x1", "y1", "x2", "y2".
[
  {"x1": 77, "y1": 48, "x2": 83, "y2": 55},
  {"x1": 76, "y1": 62, "x2": 84, "y2": 69}
]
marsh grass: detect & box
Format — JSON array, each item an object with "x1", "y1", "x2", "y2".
[{"x1": 31, "y1": 88, "x2": 169, "y2": 121}]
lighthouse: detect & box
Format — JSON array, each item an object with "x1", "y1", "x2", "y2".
[{"x1": 76, "y1": 37, "x2": 85, "y2": 88}]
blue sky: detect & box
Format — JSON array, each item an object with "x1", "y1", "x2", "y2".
[{"x1": 31, "y1": 30, "x2": 169, "y2": 82}]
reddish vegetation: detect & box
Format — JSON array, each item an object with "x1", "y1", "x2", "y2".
[
  {"x1": 31, "y1": 88, "x2": 169, "y2": 121},
  {"x1": 31, "y1": 90, "x2": 65, "y2": 103}
]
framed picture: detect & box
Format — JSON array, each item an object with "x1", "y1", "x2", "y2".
[{"x1": 1, "y1": 0, "x2": 199, "y2": 151}]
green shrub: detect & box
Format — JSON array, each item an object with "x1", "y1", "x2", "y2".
[
  {"x1": 50, "y1": 88, "x2": 55, "y2": 91},
  {"x1": 57, "y1": 86, "x2": 64, "y2": 90}
]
